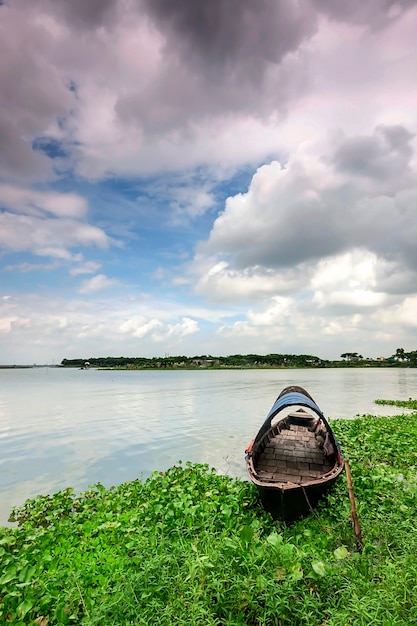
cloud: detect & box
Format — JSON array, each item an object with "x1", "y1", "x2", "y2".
[
  {"x1": 70, "y1": 261, "x2": 102, "y2": 276},
  {"x1": 312, "y1": 0, "x2": 416, "y2": 28},
  {"x1": 194, "y1": 260, "x2": 303, "y2": 302},
  {"x1": 5, "y1": 261, "x2": 62, "y2": 273},
  {"x1": 1, "y1": 0, "x2": 416, "y2": 185},
  {"x1": 308, "y1": 249, "x2": 392, "y2": 320},
  {"x1": 31, "y1": 0, "x2": 119, "y2": 30},
  {"x1": 0, "y1": 212, "x2": 109, "y2": 258},
  {"x1": 0, "y1": 0, "x2": 316, "y2": 182},
  {"x1": 152, "y1": 317, "x2": 199, "y2": 341},
  {"x1": 1, "y1": 0, "x2": 417, "y2": 365},
  {"x1": 201, "y1": 159, "x2": 346, "y2": 270},
  {"x1": 378, "y1": 294, "x2": 417, "y2": 329},
  {"x1": 142, "y1": 0, "x2": 316, "y2": 76},
  {"x1": 118, "y1": 317, "x2": 163, "y2": 339},
  {"x1": 200, "y1": 123, "x2": 417, "y2": 277},
  {"x1": 0, "y1": 2, "x2": 72, "y2": 180},
  {"x1": 78, "y1": 274, "x2": 120, "y2": 294},
  {"x1": 170, "y1": 186, "x2": 215, "y2": 222},
  {"x1": 0, "y1": 184, "x2": 110, "y2": 261},
  {"x1": 331, "y1": 125, "x2": 414, "y2": 182},
  {"x1": 0, "y1": 293, "x2": 203, "y2": 363},
  {"x1": 0, "y1": 184, "x2": 88, "y2": 218}
]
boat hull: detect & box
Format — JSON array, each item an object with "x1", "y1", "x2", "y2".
[
  {"x1": 254, "y1": 474, "x2": 341, "y2": 522},
  {"x1": 246, "y1": 385, "x2": 344, "y2": 522}
]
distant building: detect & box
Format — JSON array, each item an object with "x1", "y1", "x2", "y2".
[{"x1": 192, "y1": 359, "x2": 219, "y2": 367}]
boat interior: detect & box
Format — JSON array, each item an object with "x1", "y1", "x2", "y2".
[{"x1": 252, "y1": 409, "x2": 335, "y2": 485}]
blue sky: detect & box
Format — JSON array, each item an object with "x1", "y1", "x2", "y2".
[{"x1": 1, "y1": 0, "x2": 417, "y2": 364}]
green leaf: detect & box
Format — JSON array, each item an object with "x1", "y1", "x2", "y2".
[
  {"x1": 19, "y1": 565, "x2": 36, "y2": 583},
  {"x1": 17, "y1": 598, "x2": 35, "y2": 619},
  {"x1": 334, "y1": 546, "x2": 349, "y2": 560},
  {"x1": 240, "y1": 525, "x2": 253, "y2": 544},
  {"x1": 0, "y1": 565, "x2": 17, "y2": 584},
  {"x1": 290, "y1": 564, "x2": 304, "y2": 581},
  {"x1": 266, "y1": 533, "x2": 283, "y2": 548},
  {"x1": 223, "y1": 537, "x2": 238, "y2": 550},
  {"x1": 312, "y1": 561, "x2": 326, "y2": 577}
]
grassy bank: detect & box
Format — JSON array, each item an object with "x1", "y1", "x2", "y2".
[{"x1": 1, "y1": 401, "x2": 417, "y2": 625}]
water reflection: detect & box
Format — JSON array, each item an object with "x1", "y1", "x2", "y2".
[{"x1": 1, "y1": 367, "x2": 416, "y2": 525}]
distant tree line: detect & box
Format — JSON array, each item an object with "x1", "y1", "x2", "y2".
[
  {"x1": 60, "y1": 353, "x2": 324, "y2": 369},
  {"x1": 60, "y1": 348, "x2": 417, "y2": 370}
]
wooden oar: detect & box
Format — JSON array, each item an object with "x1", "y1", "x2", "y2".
[{"x1": 344, "y1": 459, "x2": 363, "y2": 552}]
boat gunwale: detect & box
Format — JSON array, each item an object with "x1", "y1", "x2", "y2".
[{"x1": 247, "y1": 453, "x2": 344, "y2": 491}]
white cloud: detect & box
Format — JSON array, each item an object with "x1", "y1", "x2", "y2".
[
  {"x1": 5, "y1": 261, "x2": 62, "y2": 273},
  {"x1": 78, "y1": 274, "x2": 120, "y2": 294},
  {"x1": 0, "y1": 212, "x2": 110, "y2": 258},
  {"x1": 70, "y1": 261, "x2": 101, "y2": 276},
  {"x1": 378, "y1": 295, "x2": 417, "y2": 329},
  {"x1": 194, "y1": 260, "x2": 302, "y2": 301},
  {"x1": 313, "y1": 289, "x2": 386, "y2": 309},
  {"x1": 0, "y1": 293, "x2": 203, "y2": 363},
  {"x1": 0, "y1": 183, "x2": 111, "y2": 263},
  {"x1": 0, "y1": 184, "x2": 88, "y2": 218},
  {"x1": 170, "y1": 186, "x2": 215, "y2": 221},
  {"x1": 310, "y1": 250, "x2": 387, "y2": 309},
  {"x1": 118, "y1": 317, "x2": 162, "y2": 338},
  {"x1": 152, "y1": 317, "x2": 199, "y2": 342},
  {"x1": 311, "y1": 251, "x2": 377, "y2": 290},
  {"x1": 200, "y1": 123, "x2": 417, "y2": 280}
]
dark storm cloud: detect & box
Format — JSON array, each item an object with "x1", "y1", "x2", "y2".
[
  {"x1": 0, "y1": 120, "x2": 51, "y2": 179},
  {"x1": 0, "y1": 3, "x2": 72, "y2": 180},
  {"x1": 27, "y1": 0, "x2": 119, "y2": 29},
  {"x1": 312, "y1": 0, "x2": 417, "y2": 27},
  {"x1": 332, "y1": 125, "x2": 414, "y2": 181},
  {"x1": 141, "y1": 0, "x2": 317, "y2": 75},
  {"x1": 115, "y1": 0, "x2": 318, "y2": 134},
  {"x1": 0, "y1": 0, "x2": 319, "y2": 177}
]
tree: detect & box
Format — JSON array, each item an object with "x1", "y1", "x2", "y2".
[
  {"x1": 340, "y1": 352, "x2": 359, "y2": 361},
  {"x1": 395, "y1": 348, "x2": 407, "y2": 361}
]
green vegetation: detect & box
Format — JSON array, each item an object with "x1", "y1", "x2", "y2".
[
  {"x1": 60, "y1": 353, "x2": 324, "y2": 369},
  {"x1": 2, "y1": 400, "x2": 417, "y2": 625},
  {"x1": 376, "y1": 398, "x2": 417, "y2": 410},
  {"x1": 60, "y1": 347, "x2": 417, "y2": 369}
]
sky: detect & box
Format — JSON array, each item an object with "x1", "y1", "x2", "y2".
[{"x1": 1, "y1": 0, "x2": 417, "y2": 364}]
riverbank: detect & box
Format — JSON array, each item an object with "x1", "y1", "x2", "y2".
[
  {"x1": 1, "y1": 400, "x2": 417, "y2": 625},
  {"x1": 60, "y1": 353, "x2": 416, "y2": 370}
]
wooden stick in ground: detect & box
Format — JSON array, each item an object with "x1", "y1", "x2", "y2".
[{"x1": 344, "y1": 458, "x2": 363, "y2": 553}]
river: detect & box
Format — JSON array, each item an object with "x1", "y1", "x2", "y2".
[{"x1": 1, "y1": 366, "x2": 415, "y2": 526}]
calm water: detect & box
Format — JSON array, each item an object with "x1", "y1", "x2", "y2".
[{"x1": 1, "y1": 367, "x2": 416, "y2": 526}]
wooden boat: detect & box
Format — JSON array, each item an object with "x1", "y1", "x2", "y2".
[{"x1": 245, "y1": 385, "x2": 344, "y2": 522}]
